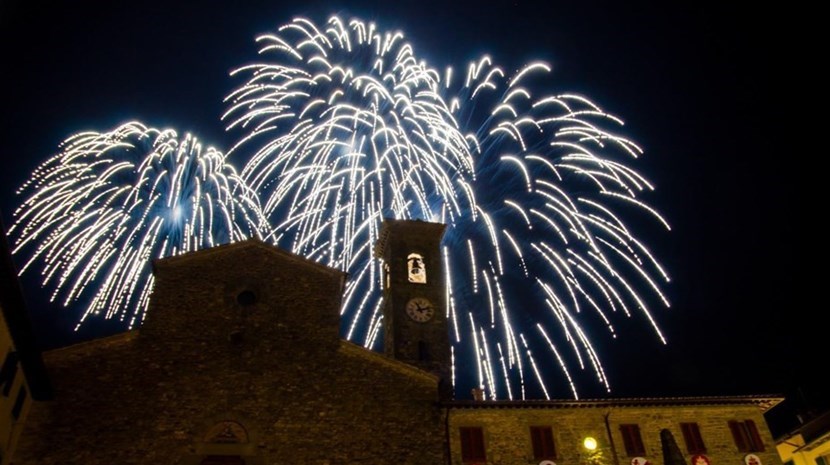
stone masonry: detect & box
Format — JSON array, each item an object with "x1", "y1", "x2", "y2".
[
  {"x1": 13, "y1": 239, "x2": 446, "y2": 465},
  {"x1": 447, "y1": 398, "x2": 782, "y2": 465}
]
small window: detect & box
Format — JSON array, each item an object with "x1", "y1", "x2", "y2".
[
  {"x1": 460, "y1": 426, "x2": 486, "y2": 463},
  {"x1": 407, "y1": 253, "x2": 426, "y2": 283},
  {"x1": 0, "y1": 351, "x2": 19, "y2": 396},
  {"x1": 530, "y1": 426, "x2": 557, "y2": 460},
  {"x1": 384, "y1": 262, "x2": 390, "y2": 289},
  {"x1": 620, "y1": 424, "x2": 646, "y2": 456},
  {"x1": 418, "y1": 341, "x2": 430, "y2": 362},
  {"x1": 728, "y1": 420, "x2": 765, "y2": 452},
  {"x1": 236, "y1": 290, "x2": 256, "y2": 306},
  {"x1": 681, "y1": 422, "x2": 707, "y2": 454},
  {"x1": 12, "y1": 386, "x2": 27, "y2": 420}
]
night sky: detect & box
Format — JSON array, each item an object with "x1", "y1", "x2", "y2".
[{"x1": 0, "y1": 0, "x2": 817, "y2": 436}]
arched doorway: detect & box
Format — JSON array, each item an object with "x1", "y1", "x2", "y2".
[{"x1": 195, "y1": 420, "x2": 252, "y2": 464}]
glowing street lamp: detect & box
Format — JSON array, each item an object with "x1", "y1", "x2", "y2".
[{"x1": 584, "y1": 437, "x2": 598, "y2": 450}]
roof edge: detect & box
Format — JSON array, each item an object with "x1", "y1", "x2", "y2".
[
  {"x1": 445, "y1": 395, "x2": 786, "y2": 412},
  {"x1": 338, "y1": 340, "x2": 438, "y2": 383},
  {"x1": 152, "y1": 237, "x2": 347, "y2": 280}
]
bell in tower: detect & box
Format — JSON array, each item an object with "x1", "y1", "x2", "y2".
[{"x1": 407, "y1": 253, "x2": 427, "y2": 283}]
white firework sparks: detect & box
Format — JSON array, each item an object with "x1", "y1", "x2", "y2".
[
  {"x1": 10, "y1": 121, "x2": 268, "y2": 329},
  {"x1": 11, "y1": 14, "x2": 671, "y2": 401},
  {"x1": 223, "y1": 16, "x2": 671, "y2": 400}
]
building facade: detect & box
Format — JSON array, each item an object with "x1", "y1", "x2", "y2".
[
  {"x1": 10, "y1": 219, "x2": 786, "y2": 465},
  {"x1": 776, "y1": 411, "x2": 830, "y2": 465},
  {"x1": 447, "y1": 397, "x2": 782, "y2": 465}
]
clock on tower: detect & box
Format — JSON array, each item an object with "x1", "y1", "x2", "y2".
[{"x1": 374, "y1": 218, "x2": 451, "y2": 399}]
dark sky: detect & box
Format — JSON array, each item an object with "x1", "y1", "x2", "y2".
[{"x1": 0, "y1": 0, "x2": 817, "y2": 436}]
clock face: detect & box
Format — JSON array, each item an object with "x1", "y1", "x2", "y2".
[{"x1": 405, "y1": 297, "x2": 434, "y2": 322}]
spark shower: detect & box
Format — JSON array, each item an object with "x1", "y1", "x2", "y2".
[{"x1": 10, "y1": 15, "x2": 670, "y2": 400}]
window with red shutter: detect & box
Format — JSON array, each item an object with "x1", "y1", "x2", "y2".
[
  {"x1": 680, "y1": 422, "x2": 706, "y2": 454},
  {"x1": 745, "y1": 420, "x2": 765, "y2": 452},
  {"x1": 729, "y1": 420, "x2": 764, "y2": 452},
  {"x1": 530, "y1": 426, "x2": 557, "y2": 460},
  {"x1": 729, "y1": 420, "x2": 750, "y2": 452},
  {"x1": 460, "y1": 426, "x2": 487, "y2": 463},
  {"x1": 620, "y1": 424, "x2": 646, "y2": 456}
]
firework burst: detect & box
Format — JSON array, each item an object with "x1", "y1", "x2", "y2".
[
  {"x1": 223, "y1": 16, "x2": 479, "y2": 348},
  {"x1": 11, "y1": 14, "x2": 671, "y2": 400},
  {"x1": 223, "y1": 16, "x2": 671, "y2": 399},
  {"x1": 10, "y1": 121, "x2": 268, "y2": 329}
]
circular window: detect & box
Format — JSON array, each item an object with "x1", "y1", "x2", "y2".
[{"x1": 236, "y1": 290, "x2": 257, "y2": 306}]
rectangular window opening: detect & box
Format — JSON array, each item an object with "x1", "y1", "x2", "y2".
[
  {"x1": 530, "y1": 426, "x2": 557, "y2": 460},
  {"x1": 620, "y1": 424, "x2": 646, "y2": 456},
  {"x1": 460, "y1": 426, "x2": 486, "y2": 463},
  {"x1": 680, "y1": 422, "x2": 707, "y2": 454},
  {"x1": 728, "y1": 420, "x2": 765, "y2": 452}
]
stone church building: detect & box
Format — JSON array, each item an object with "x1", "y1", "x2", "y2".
[{"x1": 10, "y1": 219, "x2": 784, "y2": 465}]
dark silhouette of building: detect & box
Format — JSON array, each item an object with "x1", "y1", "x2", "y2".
[{"x1": 0, "y1": 217, "x2": 51, "y2": 464}]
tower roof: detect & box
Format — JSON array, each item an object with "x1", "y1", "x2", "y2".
[{"x1": 373, "y1": 218, "x2": 447, "y2": 258}]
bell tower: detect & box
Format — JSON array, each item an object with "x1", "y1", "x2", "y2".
[{"x1": 374, "y1": 218, "x2": 452, "y2": 399}]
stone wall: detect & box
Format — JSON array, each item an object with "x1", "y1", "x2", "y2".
[
  {"x1": 448, "y1": 401, "x2": 781, "y2": 465},
  {"x1": 13, "y1": 240, "x2": 446, "y2": 465}
]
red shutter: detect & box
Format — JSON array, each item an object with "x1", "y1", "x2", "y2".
[
  {"x1": 729, "y1": 420, "x2": 749, "y2": 452},
  {"x1": 621, "y1": 424, "x2": 645, "y2": 456},
  {"x1": 680, "y1": 423, "x2": 694, "y2": 453},
  {"x1": 621, "y1": 424, "x2": 634, "y2": 456},
  {"x1": 460, "y1": 427, "x2": 486, "y2": 462},
  {"x1": 746, "y1": 420, "x2": 765, "y2": 452},
  {"x1": 681, "y1": 422, "x2": 706, "y2": 454},
  {"x1": 531, "y1": 426, "x2": 556, "y2": 460},
  {"x1": 634, "y1": 425, "x2": 645, "y2": 455}
]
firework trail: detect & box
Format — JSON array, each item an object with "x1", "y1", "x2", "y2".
[
  {"x1": 224, "y1": 16, "x2": 671, "y2": 400},
  {"x1": 223, "y1": 16, "x2": 477, "y2": 345},
  {"x1": 10, "y1": 121, "x2": 268, "y2": 329}
]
